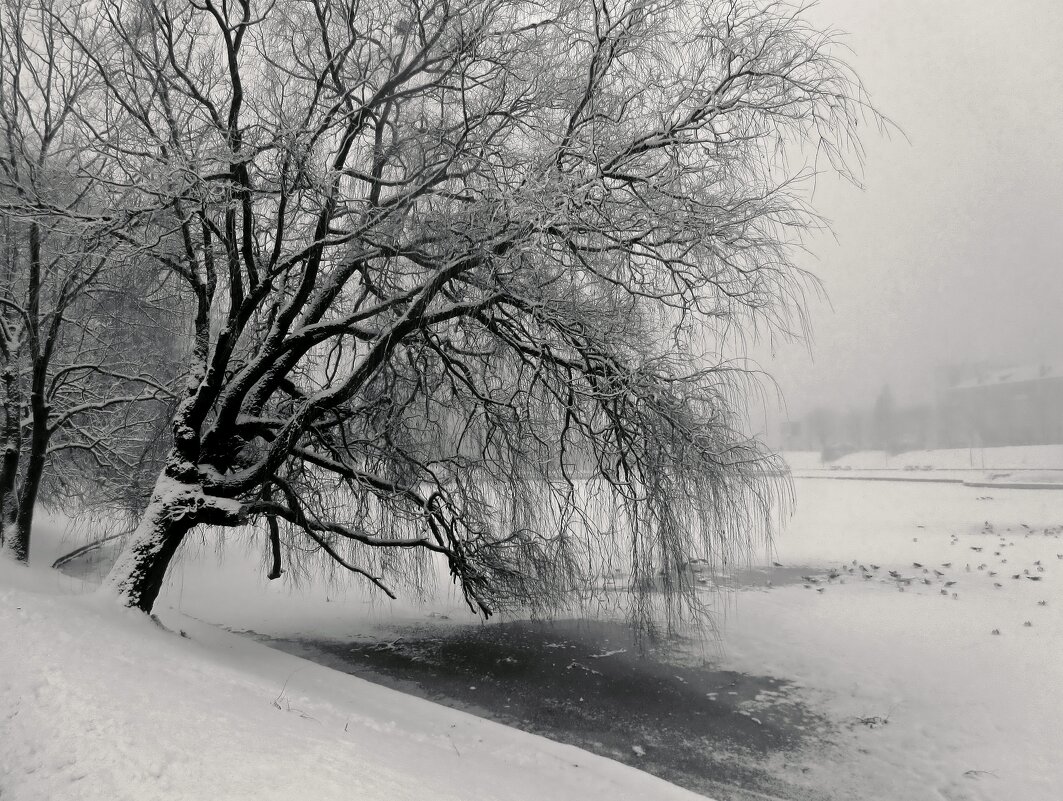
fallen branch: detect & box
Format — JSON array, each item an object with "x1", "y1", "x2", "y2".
[{"x1": 51, "y1": 532, "x2": 125, "y2": 570}]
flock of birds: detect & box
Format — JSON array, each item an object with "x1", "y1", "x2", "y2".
[{"x1": 780, "y1": 520, "x2": 1061, "y2": 636}]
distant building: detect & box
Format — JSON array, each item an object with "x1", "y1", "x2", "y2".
[
  {"x1": 944, "y1": 363, "x2": 1063, "y2": 447},
  {"x1": 781, "y1": 362, "x2": 1063, "y2": 456}
]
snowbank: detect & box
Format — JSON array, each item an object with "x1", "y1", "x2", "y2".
[{"x1": 0, "y1": 555, "x2": 708, "y2": 801}]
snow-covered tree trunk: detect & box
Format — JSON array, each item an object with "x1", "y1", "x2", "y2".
[
  {"x1": 102, "y1": 464, "x2": 247, "y2": 613},
  {"x1": 102, "y1": 490, "x2": 195, "y2": 612}
]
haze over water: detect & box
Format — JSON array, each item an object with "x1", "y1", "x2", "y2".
[{"x1": 758, "y1": 0, "x2": 1063, "y2": 422}]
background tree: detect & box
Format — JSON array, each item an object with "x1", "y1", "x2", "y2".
[
  {"x1": 0, "y1": 0, "x2": 179, "y2": 561},
  {"x1": 59, "y1": 0, "x2": 874, "y2": 630}
]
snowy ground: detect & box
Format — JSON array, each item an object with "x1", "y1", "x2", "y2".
[
  {"x1": 0, "y1": 550, "x2": 707, "y2": 801},
  {"x1": 4, "y1": 477, "x2": 1063, "y2": 801}
]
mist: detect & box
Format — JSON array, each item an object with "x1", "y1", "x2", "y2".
[{"x1": 758, "y1": 0, "x2": 1063, "y2": 421}]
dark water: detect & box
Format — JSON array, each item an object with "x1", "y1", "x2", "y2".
[
  {"x1": 59, "y1": 539, "x2": 838, "y2": 799},
  {"x1": 258, "y1": 615, "x2": 834, "y2": 801}
]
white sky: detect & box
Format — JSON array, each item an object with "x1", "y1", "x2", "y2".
[{"x1": 756, "y1": 0, "x2": 1063, "y2": 420}]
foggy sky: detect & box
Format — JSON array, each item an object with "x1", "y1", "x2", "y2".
[{"x1": 756, "y1": 0, "x2": 1063, "y2": 422}]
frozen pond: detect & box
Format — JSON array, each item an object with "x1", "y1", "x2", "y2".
[{"x1": 717, "y1": 478, "x2": 1063, "y2": 801}]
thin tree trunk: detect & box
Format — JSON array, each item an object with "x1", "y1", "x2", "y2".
[
  {"x1": 9, "y1": 220, "x2": 44, "y2": 562},
  {"x1": 0, "y1": 472, "x2": 17, "y2": 556},
  {"x1": 12, "y1": 385, "x2": 48, "y2": 562},
  {"x1": 0, "y1": 364, "x2": 22, "y2": 557}
]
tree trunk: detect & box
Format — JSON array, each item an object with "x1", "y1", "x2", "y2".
[
  {"x1": 0, "y1": 365, "x2": 22, "y2": 558},
  {"x1": 12, "y1": 388, "x2": 49, "y2": 563},
  {"x1": 102, "y1": 480, "x2": 199, "y2": 613},
  {"x1": 10, "y1": 219, "x2": 43, "y2": 562},
  {"x1": 0, "y1": 474, "x2": 16, "y2": 558},
  {"x1": 104, "y1": 370, "x2": 215, "y2": 612},
  {"x1": 102, "y1": 463, "x2": 248, "y2": 613}
]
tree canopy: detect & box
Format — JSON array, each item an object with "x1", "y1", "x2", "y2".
[{"x1": 1, "y1": 0, "x2": 874, "y2": 632}]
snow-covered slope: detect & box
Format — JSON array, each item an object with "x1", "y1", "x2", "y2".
[{"x1": 0, "y1": 556, "x2": 709, "y2": 801}]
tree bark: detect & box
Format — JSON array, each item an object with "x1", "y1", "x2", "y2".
[
  {"x1": 102, "y1": 490, "x2": 197, "y2": 613},
  {"x1": 0, "y1": 365, "x2": 22, "y2": 558},
  {"x1": 12, "y1": 384, "x2": 49, "y2": 562},
  {"x1": 102, "y1": 461, "x2": 247, "y2": 613},
  {"x1": 8, "y1": 219, "x2": 44, "y2": 561}
]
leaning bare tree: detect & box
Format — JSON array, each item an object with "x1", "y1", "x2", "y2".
[
  {"x1": 61, "y1": 0, "x2": 871, "y2": 627},
  {"x1": 0, "y1": 0, "x2": 179, "y2": 561}
]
